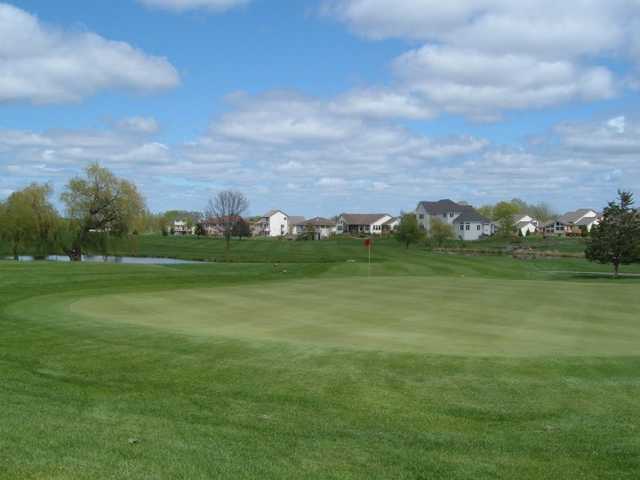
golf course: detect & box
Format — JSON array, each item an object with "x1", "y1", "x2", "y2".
[{"x1": 2, "y1": 238, "x2": 640, "y2": 479}]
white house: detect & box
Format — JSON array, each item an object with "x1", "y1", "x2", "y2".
[
  {"x1": 336, "y1": 213, "x2": 393, "y2": 235},
  {"x1": 416, "y1": 199, "x2": 494, "y2": 241},
  {"x1": 172, "y1": 220, "x2": 195, "y2": 236},
  {"x1": 382, "y1": 216, "x2": 401, "y2": 232},
  {"x1": 512, "y1": 214, "x2": 539, "y2": 237},
  {"x1": 253, "y1": 210, "x2": 289, "y2": 237}
]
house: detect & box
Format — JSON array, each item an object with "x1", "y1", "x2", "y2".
[
  {"x1": 512, "y1": 214, "x2": 539, "y2": 237},
  {"x1": 452, "y1": 209, "x2": 495, "y2": 241},
  {"x1": 287, "y1": 216, "x2": 306, "y2": 236},
  {"x1": 382, "y1": 216, "x2": 401, "y2": 233},
  {"x1": 201, "y1": 216, "x2": 245, "y2": 237},
  {"x1": 171, "y1": 220, "x2": 194, "y2": 236},
  {"x1": 544, "y1": 209, "x2": 599, "y2": 236},
  {"x1": 252, "y1": 210, "x2": 289, "y2": 237},
  {"x1": 416, "y1": 199, "x2": 494, "y2": 241},
  {"x1": 302, "y1": 217, "x2": 336, "y2": 240},
  {"x1": 336, "y1": 213, "x2": 393, "y2": 235}
]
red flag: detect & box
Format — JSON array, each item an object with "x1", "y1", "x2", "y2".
[{"x1": 363, "y1": 239, "x2": 372, "y2": 248}]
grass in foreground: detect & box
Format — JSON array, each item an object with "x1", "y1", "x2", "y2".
[{"x1": 1, "y1": 249, "x2": 640, "y2": 479}]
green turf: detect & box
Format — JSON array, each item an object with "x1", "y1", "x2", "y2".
[{"x1": 1, "y1": 246, "x2": 640, "y2": 479}]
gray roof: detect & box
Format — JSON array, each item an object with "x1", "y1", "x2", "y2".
[
  {"x1": 452, "y1": 207, "x2": 492, "y2": 224},
  {"x1": 383, "y1": 216, "x2": 400, "y2": 226},
  {"x1": 288, "y1": 216, "x2": 306, "y2": 226},
  {"x1": 557, "y1": 209, "x2": 597, "y2": 224},
  {"x1": 263, "y1": 209, "x2": 286, "y2": 218},
  {"x1": 417, "y1": 199, "x2": 465, "y2": 215},
  {"x1": 305, "y1": 217, "x2": 335, "y2": 227},
  {"x1": 340, "y1": 213, "x2": 390, "y2": 225},
  {"x1": 575, "y1": 216, "x2": 598, "y2": 226}
]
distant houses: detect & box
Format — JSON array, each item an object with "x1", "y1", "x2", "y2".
[
  {"x1": 544, "y1": 209, "x2": 600, "y2": 236},
  {"x1": 512, "y1": 214, "x2": 540, "y2": 237},
  {"x1": 167, "y1": 199, "x2": 599, "y2": 242},
  {"x1": 336, "y1": 213, "x2": 394, "y2": 236},
  {"x1": 416, "y1": 199, "x2": 494, "y2": 241},
  {"x1": 252, "y1": 210, "x2": 289, "y2": 237}
]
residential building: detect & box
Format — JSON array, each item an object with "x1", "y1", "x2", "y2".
[
  {"x1": 512, "y1": 214, "x2": 539, "y2": 237},
  {"x1": 252, "y1": 210, "x2": 289, "y2": 237},
  {"x1": 544, "y1": 209, "x2": 600, "y2": 236},
  {"x1": 287, "y1": 216, "x2": 306, "y2": 236},
  {"x1": 302, "y1": 217, "x2": 337, "y2": 239},
  {"x1": 201, "y1": 216, "x2": 245, "y2": 237},
  {"x1": 336, "y1": 213, "x2": 393, "y2": 235},
  {"x1": 416, "y1": 199, "x2": 494, "y2": 241},
  {"x1": 171, "y1": 220, "x2": 194, "y2": 236}
]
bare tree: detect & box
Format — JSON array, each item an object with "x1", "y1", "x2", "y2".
[{"x1": 205, "y1": 191, "x2": 249, "y2": 255}]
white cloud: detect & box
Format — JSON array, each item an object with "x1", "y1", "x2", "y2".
[
  {"x1": 116, "y1": 117, "x2": 161, "y2": 134},
  {"x1": 330, "y1": 88, "x2": 435, "y2": 119},
  {"x1": 138, "y1": 0, "x2": 249, "y2": 12},
  {"x1": 323, "y1": 0, "x2": 637, "y2": 120},
  {"x1": 0, "y1": 3, "x2": 180, "y2": 104},
  {"x1": 325, "y1": 0, "x2": 636, "y2": 58},
  {"x1": 557, "y1": 116, "x2": 640, "y2": 155},
  {"x1": 393, "y1": 45, "x2": 615, "y2": 118}
]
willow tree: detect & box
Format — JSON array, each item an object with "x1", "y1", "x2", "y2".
[
  {"x1": 0, "y1": 183, "x2": 59, "y2": 260},
  {"x1": 60, "y1": 164, "x2": 146, "y2": 260}
]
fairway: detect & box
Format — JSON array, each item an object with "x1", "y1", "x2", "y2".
[
  {"x1": 2, "y1": 250, "x2": 640, "y2": 479},
  {"x1": 25, "y1": 276, "x2": 640, "y2": 356}
]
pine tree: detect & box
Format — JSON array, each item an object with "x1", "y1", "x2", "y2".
[{"x1": 586, "y1": 191, "x2": 640, "y2": 277}]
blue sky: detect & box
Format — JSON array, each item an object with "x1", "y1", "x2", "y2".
[{"x1": 1, "y1": 0, "x2": 639, "y2": 216}]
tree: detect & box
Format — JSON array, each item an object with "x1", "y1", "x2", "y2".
[
  {"x1": 493, "y1": 201, "x2": 519, "y2": 238},
  {"x1": 586, "y1": 191, "x2": 640, "y2": 278},
  {"x1": 395, "y1": 213, "x2": 425, "y2": 249},
  {"x1": 232, "y1": 218, "x2": 252, "y2": 240},
  {"x1": 60, "y1": 163, "x2": 146, "y2": 260},
  {"x1": 195, "y1": 222, "x2": 206, "y2": 237},
  {"x1": 0, "y1": 183, "x2": 59, "y2": 260},
  {"x1": 205, "y1": 191, "x2": 249, "y2": 255},
  {"x1": 477, "y1": 205, "x2": 494, "y2": 220},
  {"x1": 528, "y1": 202, "x2": 555, "y2": 224},
  {"x1": 429, "y1": 217, "x2": 454, "y2": 247}
]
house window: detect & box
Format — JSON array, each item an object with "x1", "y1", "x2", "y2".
[
  {"x1": 419, "y1": 214, "x2": 424, "y2": 220},
  {"x1": 449, "y1": 213, "x2": 454, "y2": 217},
  {"x1": 465, "y1": 224, "x2": 470, "y2": 231},
  {"x1": 443, "y1": 214, "x2": 447, "y2": 218},
  {"x1": 459, "y1": 224, "x2": 464, "y2": 231},
  {"x1": 477, "y1": 225, "x2": 481, "y2": 231}
]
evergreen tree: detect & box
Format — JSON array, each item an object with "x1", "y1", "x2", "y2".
[{"x1": 586, "y1": 191, "x2": 640, "y2": 277}]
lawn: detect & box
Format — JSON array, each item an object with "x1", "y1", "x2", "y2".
[{"x1": 1, "y1": 244, "x2": 640, "y2": 479}]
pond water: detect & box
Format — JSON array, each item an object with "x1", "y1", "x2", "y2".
[{"x1": 4, "y1": 255, "x2": 201, "y2": 265}]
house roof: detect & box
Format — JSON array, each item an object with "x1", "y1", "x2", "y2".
[
  {"x1": 340, "y1": 213, "x2": 390, "y2": 225},
  {"x1": 263, "y1": 209, "x2": 286, "y2": 218},
  {"x1": 557, "y1": 209, "x2": 598, "y2": 224},
  {"x1": 575, "y1": 216, "x2": 598, "y2": 226},
  {"x1": 417, "y1": 199, "x2": 465, "y2": 215},
  {"x1": 383, "y1": 216, "x2": 400, "y2": 226},
  {"x1": 288, "y1": 216, "x2": 306, "y2": 226},
  {"x1": 202, "y1": 216, "x2": 245, "y2": 226},
  {"x1": 452, "y1": 207, "x2": 492, "y2": 224},
  {"x1": 304, "y1": 217, "x2": 335, "y2": 227}
]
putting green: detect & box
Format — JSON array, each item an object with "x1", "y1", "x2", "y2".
[{"x1": 22, "y1": 276, "x2": 640, "y2": 356}]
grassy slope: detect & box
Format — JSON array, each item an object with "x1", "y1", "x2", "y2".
[{"x1": 1, "y1": 247, "x2": 640, "y2": 479}]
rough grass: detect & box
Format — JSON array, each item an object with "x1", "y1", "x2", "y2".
[{"x1": 1, "y1": 247, "x2": 640, "y2": 479}]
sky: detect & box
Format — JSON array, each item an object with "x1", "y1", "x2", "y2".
[{"x1": 1, "y1": 0, "x2": 639, "y2": 216}]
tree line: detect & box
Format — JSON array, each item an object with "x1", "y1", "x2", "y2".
[{"x1": 0, "y1": 164, "x2": 146, "y2": 260}]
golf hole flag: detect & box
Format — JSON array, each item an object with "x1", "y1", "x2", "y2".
[{"x1": 363, "y1": 239, "x2": 372, "y2": 248}]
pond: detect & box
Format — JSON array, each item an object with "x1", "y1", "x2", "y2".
[{"x1": 4, "y1": 255, "x2": 201, "y2": 265}]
